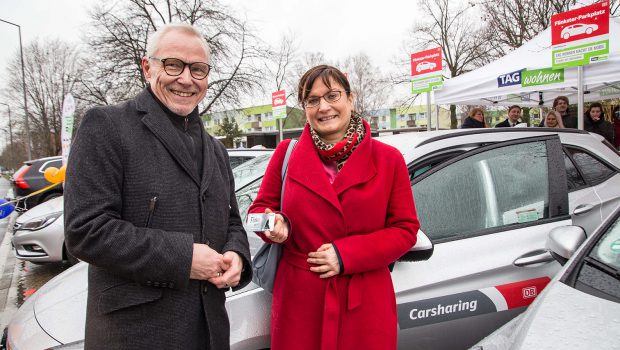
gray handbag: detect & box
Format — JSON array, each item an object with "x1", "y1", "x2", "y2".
[{"x1": 251, "y1": 139, "x2": 297, "y2": 293}]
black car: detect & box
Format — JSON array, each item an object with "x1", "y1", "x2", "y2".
[{"x1": 11, "y1": 156, "x2": 63, "y2": 211}]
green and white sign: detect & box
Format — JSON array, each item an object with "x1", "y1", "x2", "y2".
[
  {"x1": 522, "y1": 68, "x2": 564, "y2": 87},
  {"x1": 552, "y1": 40, "x2": 609, "y2": 68},
  {"x1": 412, "y1": 74, "x2": 443, "y2": 94}
]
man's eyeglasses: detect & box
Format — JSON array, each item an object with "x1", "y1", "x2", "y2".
[
  {"x1": 149, "y1": 57, "x2": 211, "y2": 80},
  {"x1": 303, "y1": 90, "x2": 344, "y2": 108}
]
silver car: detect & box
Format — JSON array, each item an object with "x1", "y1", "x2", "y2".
[
  {"x1": 5, "y1": 128, "x2": 620, "y2": 349},
  {"x1": 471, "y1": 206, "x2": 620, "y2": 349}
]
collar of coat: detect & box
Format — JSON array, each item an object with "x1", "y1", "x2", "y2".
[
  {"x1": 286, "y1": 120, "x2": 377, "y2": 214},
  {"x1": 134, "y1": 88, "x2": 215, "y2": 190}
]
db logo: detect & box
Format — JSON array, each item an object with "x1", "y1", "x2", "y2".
[{"x1": 522, "y1": 286, "x2": 537, "y2": 299}]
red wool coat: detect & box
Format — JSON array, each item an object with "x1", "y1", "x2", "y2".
[{"x1": 249, "y1": 122, "x2": 419, "y2": 350}]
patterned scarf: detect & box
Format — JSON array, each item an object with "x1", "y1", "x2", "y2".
[{"x1": 310, "y1": 115, "x2": 366, "y2": 171}]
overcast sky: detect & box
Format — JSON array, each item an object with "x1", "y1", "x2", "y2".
[{"x1": 0, "y1": 0, "x2": 422, "y2": 108}]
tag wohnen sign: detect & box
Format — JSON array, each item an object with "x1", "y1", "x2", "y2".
[{"x1": 551, "y1": 1, "x2": 610, "y2": 69}]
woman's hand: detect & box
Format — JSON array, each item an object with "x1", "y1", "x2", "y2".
[
  {"x1": 308, "y1": 244, "x2": 340, "y2": 278},
  {"x1": 263, "y1": 208, "x2": 289, "y2": 243}
]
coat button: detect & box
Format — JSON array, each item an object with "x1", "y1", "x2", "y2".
[
  {"x1": 153, "y1": 282, "x2": 160, "y2": 287},
  {"x1": 146, "y1": 281, "x2": 152, "y2": 286},
  {"x1": 202, "y1": 285, "x2": 208, "y2": 294},
  {"x1": 202, "y1": 193, "x2": 207, "y2": 202}
]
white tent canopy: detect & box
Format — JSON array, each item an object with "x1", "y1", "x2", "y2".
[{"x1": 435, "y1": 17, "x2": 620, "y2": 107}]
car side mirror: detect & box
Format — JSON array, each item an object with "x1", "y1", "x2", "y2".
[
  {"x1": 398, "y1": 230, "x2": 433, "y2": 262},
  {"x1": 545, "y1": 226, "x2": 587, "y2": 266}
]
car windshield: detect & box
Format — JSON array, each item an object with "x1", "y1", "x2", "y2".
[
  {"x1": 589, "y1": 217, "x2": 620, "y2": 273},
  {"x1": 233, "y1": 154, "x2": 272, "y2": 191}
]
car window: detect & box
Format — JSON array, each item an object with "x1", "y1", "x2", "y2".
[
  {"x1": 412, "y1": 141, "x2": 550, "y2": 241},
  {"x1": 229, "y1": 156, "x2": 254, "y2": 169},
  {"x1": 563, "y1": 152, "x2": 586, "y2": 191},
  {"x1": 232, "y1": 154, "x2": 271, "y2": 190},
  {"x1": 38, "y1": 159, "x2": 63, "y2": 173},
  {"x1": 236, "y1": 178, "x2": 264, "y2": 256},
  {"x1": 574, "y1": 215, "x2": 620, "y2": 302},
  {"x1": 566, "y1": 148, "x2": 615, "y2": 185}
]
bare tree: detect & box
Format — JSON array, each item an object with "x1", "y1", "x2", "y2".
[
  {"x1": 341, "y1": 53, "x2": 389, "y2": 117},
  {"x1": 2, "y1": 39, "x2": 84, "y2": 159},
  {"x1": 475, "y1": 0, "x2": 577, "y2": 58},
  {"x1": 401, "y1": 0, "x2": 488, "y2": 128},
  {"x1": 82, "y1": 0, "x2": 268, "y2": 113}
]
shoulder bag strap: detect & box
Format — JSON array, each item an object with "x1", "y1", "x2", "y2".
[{"x1": 280, "y1": 139, "x2": 297, "y2": 206}]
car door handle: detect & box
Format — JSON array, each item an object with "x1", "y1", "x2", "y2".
[
  {"x1": 573, "y1": 204, "x2": 594, "y2": 215},
  {"x1": 513, "y1": 249, "x2": 554, "y2": 267}
]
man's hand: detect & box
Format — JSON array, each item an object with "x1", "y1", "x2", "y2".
[
  {"x1": 190, "y1": 243, "x2": 231, "y2": 280},
  {"x1": 208, "y1": 251, "x2": 244, "y2": 289},
  {"x1": 308, "y1": 244, "x2": 340, "y2": 278},
  {"x1": 263, "y1": 208, "x2": 289, "y2": 243}
]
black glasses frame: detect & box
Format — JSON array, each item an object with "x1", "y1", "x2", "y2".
[
  {"x1": 303, "y1": 90, "x2": 344, "y2": 108},
  {"x1": 149, "y1": 57, "x2": 211, "y2": 80}
]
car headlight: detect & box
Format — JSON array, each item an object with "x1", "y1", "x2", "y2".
[{"x1": 19, "y1": 212, "x2": 63, "y2": 231}]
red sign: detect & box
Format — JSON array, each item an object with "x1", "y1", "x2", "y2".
[
  {"x1": 411, "y1": 47, "x2": 442, "y2": 77},
  {"x1": 271, "y1": 90, "x2": 286, "y2": 108},
  {"x1": 551, "y1": 1, "x2": 609, "y2": 46}
]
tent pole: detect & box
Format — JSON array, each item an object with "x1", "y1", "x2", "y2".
[
  {"x1": 435, "y1": 100, "x2": 440, "y2": 130},
  {"x1": 426, "y1": 92, "x2": 432, "y2": 131},
  {"x1": 578, "y1": 66, "x2": 584, "y2": 130}
]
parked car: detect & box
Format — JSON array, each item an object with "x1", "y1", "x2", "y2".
[
  {"x1": 9, "y1": 150, "x2": 274, "y2": 266},
  {"x1": 4, "y1": 128, "x2": 620, "y2": 350},
  {"x1": 10, "y1": 156, "x2": 63, "y2": 211},
  {"x1": 11, "y1": 196, "x2": 72, "y2": 265},
  {"x1": 471, "y1": 206, "x2": 620, "y2": 350},
  {"x1": 227, "y1": 148, "x2": 274, "y2": 169}
]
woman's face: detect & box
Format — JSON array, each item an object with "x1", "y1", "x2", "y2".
[
  {"x1": 589, "y1": 107, "x2": 602, "y2": 121},
  {"x1": 304, "y1": 78, "x2": 353, "y2": 143},
  {"x1": 473, "y1": 111, "x2": 484, "y2": 122},
  {"x1": 546, "y1": 114, "x2": 558, "y2": 127}
]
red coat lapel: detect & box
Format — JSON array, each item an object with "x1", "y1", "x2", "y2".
[
  {"x1": 287, "y1": 125, "x2": 343, "y2": 214},
  {"x1": 332, "y1": 121, "x2": 377, "y2": 195}
]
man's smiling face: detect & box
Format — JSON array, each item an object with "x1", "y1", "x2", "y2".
[{"x1": 142, "y1": 30, "x2": 209, "y2": 116}]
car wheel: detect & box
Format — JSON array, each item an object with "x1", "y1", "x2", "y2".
[
  {"x1": 562, "y1": 33, "x2": 569, "y2": 40},
  {"x1": 64, "y1": 245, "x2": 80, "y2": 266},
  {"x1": 586, "y1": 28, "x2": 592, "y2": 35}
]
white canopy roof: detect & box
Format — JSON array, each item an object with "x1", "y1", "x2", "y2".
[{"x1": 434, "y1": 17, "x2": 620, "y2": 107}]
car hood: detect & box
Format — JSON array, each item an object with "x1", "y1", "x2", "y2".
[
  {"x1": 473, "y1": 281, "x2": 620, "y2": 349},
  {"x1": 33, "y1": 262, "x2": 88, "y2": 344},
  {"x1": 16, "y1": 195, "x2": 64, "y2": 224}
]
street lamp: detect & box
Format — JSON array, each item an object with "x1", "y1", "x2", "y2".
[
  {"x1": 0, "y1": 128, "x2": 13, "y2": 171},
  {"x1": 0, "y1": 18, "x2": 33, "y2": 160},
  {"x1": 0, "y1": 103, "x2": 14, "y2": 170}
]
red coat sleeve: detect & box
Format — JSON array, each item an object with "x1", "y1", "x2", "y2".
[{"x1": 334, "y1": 151, "x2": 419, "y2": 274}]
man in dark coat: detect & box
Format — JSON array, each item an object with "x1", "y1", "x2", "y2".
[
  {"x1": 538, "y1": 96, "x2": 578, "y2": 128},
  {"x1": 64, "y1": 23, "x2": 251, "y2": 350},
  {"x1": 495, "y1": 105, "x2": 524, "y2": 127}
]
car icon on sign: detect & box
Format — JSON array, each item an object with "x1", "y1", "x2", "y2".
[
  {"x1": 273, "y1": 98, "x2": 284, "y2": 105},
  {"x1": 561, "y1": 23, "x2": 599, "y2": 40},
  {"x1": 416, "y1": 61, "x2": 437, "y2": 73}
]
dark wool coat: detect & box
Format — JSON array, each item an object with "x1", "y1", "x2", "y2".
[
  {"x1": 585, "y1": 116, "x2": 615, "y2": 144},
  {"x1": 495, "y1": 119, "x2": 523, "y2": 128},
  {"x1": 64, "y1": 89, "x2": 251, "y2": 350},
  {"x1": 249, "y1": 121, "x2": 419, "y2": 350},
  {"x1": 461, "y1": 117, "x2": 485, "y2": 128}
]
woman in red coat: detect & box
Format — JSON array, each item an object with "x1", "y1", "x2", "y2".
[{"x1": 249, "y1": 65, "x2": 419, "y2": 350}]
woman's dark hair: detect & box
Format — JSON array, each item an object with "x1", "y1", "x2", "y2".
[
  {"x1": 297, "y1": 65, "x2": 351, "y2": 105},
  {"x1": 586, "y1": 102, "x2": 605, "y2": 119}
]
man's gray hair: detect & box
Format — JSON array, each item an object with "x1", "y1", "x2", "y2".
[{"x1": 146, "y1": 23, "x2": 211, "y2": 62}]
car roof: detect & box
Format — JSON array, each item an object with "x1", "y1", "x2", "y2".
[
  {"x1": 377, "y1": 128, "x2": 620, "y2": 168},
  {"x1": 227, "y1": 149, "x2": 274, "y2": 157},
  {"x1": 24, "y1": 155, "x2": 62, "y2": 165}
]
